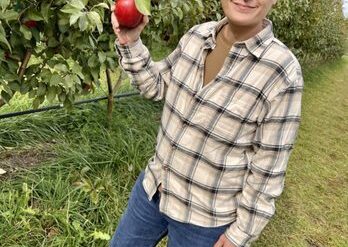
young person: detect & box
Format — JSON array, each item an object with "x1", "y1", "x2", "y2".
[{"x1": 110, "y1": 1, "x2": 303, "y2": 246}]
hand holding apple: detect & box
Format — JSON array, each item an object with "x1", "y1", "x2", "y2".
[
  {"x1": 115, "y1": 0, "x2": 143, "y2": 28},
  {"x1": 111, "y1": 0, "x2": 149, "y2": 45}
]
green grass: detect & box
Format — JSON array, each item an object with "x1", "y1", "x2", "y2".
[
  {"x1": 253, "y1": 55, "x2": 348, "y2": 247},
  {"x1": 0, "y1": 55, "x2": 347, "y2": 246},
  {"x1": 0, "y1": 97, "x2": 162, "y2": 246}
]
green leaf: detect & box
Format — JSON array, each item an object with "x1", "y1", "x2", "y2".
[
  {"x1": 0, "y1": 24, "x2": 11, "y2": 52},
  {"x1": 20, "y1": 83, "x2": 29, "y2": 94},
  {"x1": 46, "y1": 86, "x2": 57, "y2": 102},
  {"x1": 176, "y1": 8, "x2": 183, "y2": 20},
  {"x1": 20, "y1": 25, "x2": 32, "y2": 40},
  {"x1": 28, "y1": 89, "x2": 36, "y2": 99},
  {"x1": 90, "y1": 231, "x2": 111, "y2": 241},
  {"x1": 58, "y1": 92, "x2": 66, "y2": 102},
  {"x1": 70, "y1": 0, "x2": 85, "y2": 11},
  {"x1": 0, "y1": 0, "x2": 10, "y2": 10},
  {"x1": 2, "y1": 83, "x2": 12, "y2": 96},
  {"x1": 32, "y1": 28, "x2": 40, "y2": 42},
  {"x1": 47, "y1": 37, "x2": 60, "y2": 47},
  {"x1": 87, "y1": 11, "x2": 103, "y2": 33},
  {"x1": 54, "y1": 63, "x2": 68, "y2": 73},
  {"x1": 70, "y1": 11, "x2": 83, "y2": 26},
  {"x1": 135, "y1": 0, "x2": 151, "y2": 15},
  {"x1": 22, "y1": 207, "x2": 38, "y2": 215},
  {"x1": 90, "y1": 68, "x2": 100, "y2": 82},
  {"x1": 88, "y1": 54, "x2": 99, "y2": 68},
  {"x1": 61, "y1": 0, "x2": 85, "y2": 14},
  {"x1": 63, "y1": 75, "x2": 74, "y2": 88},
  {"x1": 94, "y1": 3, "x2": 109, "y2": 9},
  {"x1": 3, "y1": 73, "x2": 18, "y2": 82},
  {"x1": 50, "y1": 74, "x2": 62, "y2": 86},
  {"x1": 98, "y1": 51, "x2": 106, "y2": 63},
  {"x1": 0, "y1": 90, "x2": 11, "y2": 103},
  {"x1": 37, "y1": 83, "x2": 47, "y2": 96},
  {"x1": 71, "y1": 62, "x2": 84, "y2": 79},
  {"x1": 61, "y1": 5, "x2": 80, "y2": 14},
  {"x1": 8, "y1": 81, "x2": 20, "y2": 91},
  {"x1": 25, "y1": 9, "x2": 44, "y2": 21},
  {"x1": 88, "y1": 36, "x2": 96, "y2": 49},
  {"x1": 78, "y1": 14, "x2": 88, "y2": 31},
  {"x1": 0, "y1": 10, "x2": 19, "y2": 21},
  {"x1": 32, "y1": 96, "x2": 44, "y2": 109},
  {"x1": 41, "y1": 2, "x2": 51, "y2": 22}
]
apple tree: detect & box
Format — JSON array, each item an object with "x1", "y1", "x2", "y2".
[{"x1": 0, "y1": 0, "x2": 122, "y2": 118}]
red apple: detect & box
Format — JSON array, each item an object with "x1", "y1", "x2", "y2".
[
  {"x1": 24, "y1": 20, "x2": 38, "y2": 29},
  {"x1": 114, "y1": 0, "x2": 143, "y2": 28}
]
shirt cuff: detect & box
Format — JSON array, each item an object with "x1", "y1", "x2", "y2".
[
  {"x1": 225, "y1": 223, "x2": 253, "y2": 247},
  {"x1": 115, "y1": 38, "x2": 145, "y2": 59}
]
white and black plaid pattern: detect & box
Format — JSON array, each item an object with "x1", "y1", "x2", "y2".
[{"x1": 116, "y1": 18, "x2": 303, "y2": 247}]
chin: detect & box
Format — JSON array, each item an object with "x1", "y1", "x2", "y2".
[{"x1": 227, "y1": 16, "x2": 258, "y2": 27}]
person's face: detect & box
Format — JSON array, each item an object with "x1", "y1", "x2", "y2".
[{"x1": 221, "y1": 0, "x2": 277, "y2": 27}]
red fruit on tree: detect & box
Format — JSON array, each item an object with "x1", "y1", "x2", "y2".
[
  {"x1": 24, "y1": 20, "x2": 37, "y2": 29},
  {"x1": 114, "y1": 0, "x2": 143, "y2": 28}
]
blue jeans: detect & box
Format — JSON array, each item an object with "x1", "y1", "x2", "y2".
[{"x1": 110, "y1": 171, "x2": 230, "y2": 247}]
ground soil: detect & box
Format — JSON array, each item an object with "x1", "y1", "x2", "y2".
[{"x1": 0, "y1": 144, "x2": 55, "y2": 180}]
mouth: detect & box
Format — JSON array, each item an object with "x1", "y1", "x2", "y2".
[{"x1": 232, "y1": 1, "x2": 257, "y2": 11}]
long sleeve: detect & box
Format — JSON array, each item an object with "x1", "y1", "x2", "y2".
[
  {"x1": 225, "y1": 73, "x2": 304, "y2": 247},
  {"x1": 115, "y1": 36, "x2": 187, "y2": 101}
]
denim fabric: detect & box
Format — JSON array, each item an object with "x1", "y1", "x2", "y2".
[{"x1": 110, "y1": 171, "x2": 230, "y2": 247}]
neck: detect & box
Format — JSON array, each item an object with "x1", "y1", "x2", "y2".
[{"x1": 223, "y1": 21, "x2": 264, "y2": 44}]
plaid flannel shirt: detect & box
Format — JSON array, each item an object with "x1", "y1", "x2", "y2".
[{"x1": 116, "y1": 18, "x2": 303, "y2": 247}]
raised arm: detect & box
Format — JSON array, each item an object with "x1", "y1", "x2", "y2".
[{"x1": 111, "y1": 8, "x2": 186, "y2": 101}]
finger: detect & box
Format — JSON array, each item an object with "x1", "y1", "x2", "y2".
[
  {"x1": 136, "y1": 15, "x2": 149, "y2": 32},
  {"x1": 111, "y1": 2, "x2": 115, "y2": 12},
  {"x1": 213, "y1": 240, "x2": 223, "y2": 247},
  {"x1": 111, "y1": 10, "x2": 119, "y2": 28},
  {"x1": 111, "y1": 13, "x2": 120, "y2": 34},
  {"x1": 143, "y1": 15, "x2": 149, "y2": 25}
]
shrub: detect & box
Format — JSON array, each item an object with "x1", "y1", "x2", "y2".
[
  {"x1": 144, "y1": 0, "x2": 346, "y2": 65},
  {"x1": 269, "y1": 0, "x2": 346, "y2": 65}
]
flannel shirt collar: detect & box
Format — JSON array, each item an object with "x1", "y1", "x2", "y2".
[{"x1": 203, "y1": 17, "x2": 275, "y2": 59}]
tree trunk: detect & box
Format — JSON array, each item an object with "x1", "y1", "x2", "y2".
[
  {"x1": 106, "y1": 68, "x2": 124, "y2": 126},
  {"x1": 18, "y1": 50, "x2": 32, "y2": 79},
  {"x1": 106, "y1": 69, "x2": 113, "y2": 125}
]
